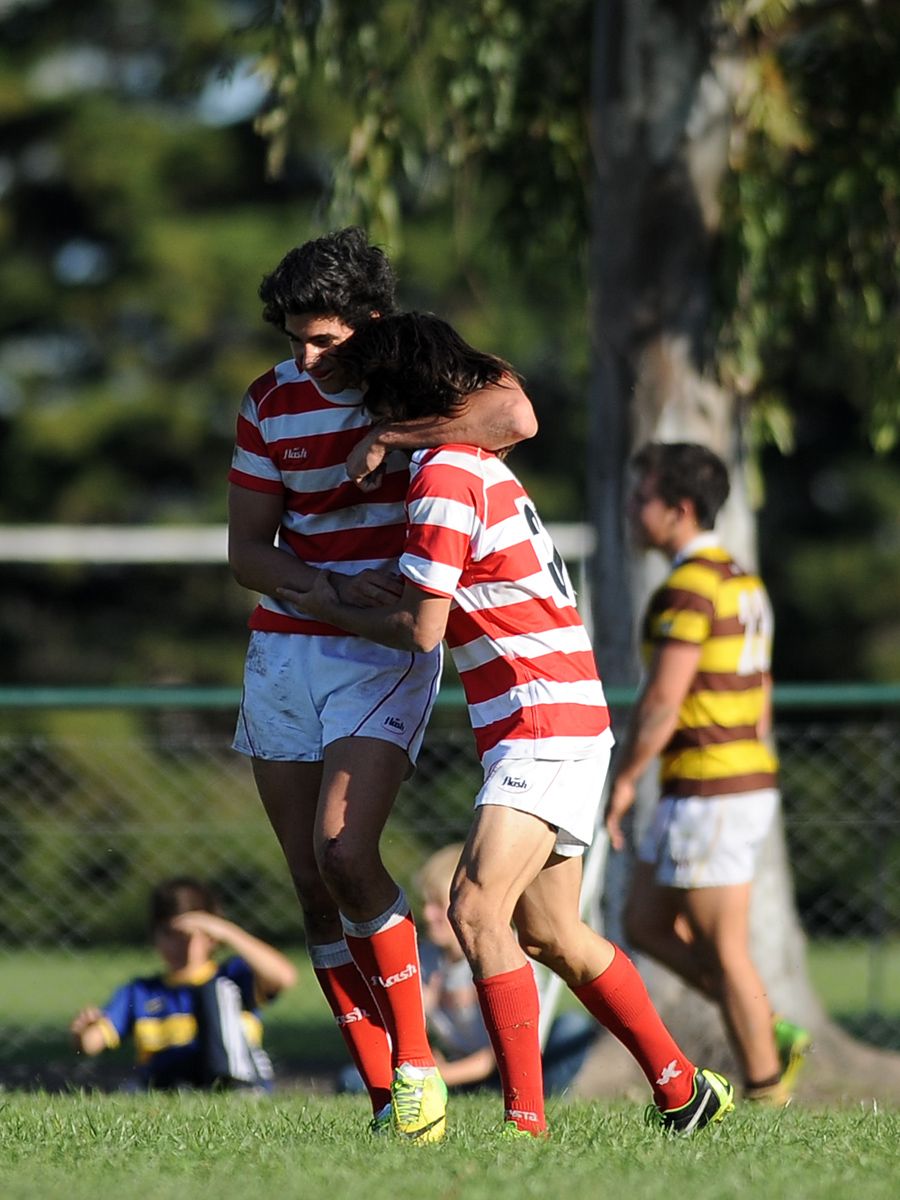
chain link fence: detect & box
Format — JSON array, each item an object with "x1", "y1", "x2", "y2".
[{"x1": 1, "y1": 689, "x2": 898, "y2": 1070}]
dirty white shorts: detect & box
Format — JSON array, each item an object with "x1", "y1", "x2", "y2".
[
  {"x1": 233, "y1": 630, "x2": 442, "y2": 763},
  {"x1": 474, "y1": 737, "x2": 613, "y2": 857},
  {"x1": 637, "y1": 789, "x2": 780, "y2": 887}
]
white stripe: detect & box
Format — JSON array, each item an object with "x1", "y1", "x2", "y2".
[
  {"x1": 231, "y1": 446, "x2": 282, "y2": 482},
  {"x1": 451, "y1": 624, "x2": 594, "y2": 672},
  {"x1": 273, "y1": 358, "x2": 302, "y2": 385},
  {"x1": 282, "y1": 500, "x2": 405, "y2": 537},
  {"x1": 468, "y1": 678, "x2": 608, "y2": 728},
  {"x1": 407, "y1": 494, "x2": 478, "y2": 536},
  {"x1": 215, "y1": 977, "x2": 256, "y2": 1083},
  {"x1": 401, "y1": 553, "x2": 460, "y2": 596},
  {"x1": 480, "y1": 727, "x2": 614, "y2": 769},
  {"x1": 410, "y1": 447, "x2": 488, "y2": 478},
  {"x1": 259, "y1": 407, "x2": 369, "y2": 443},
  {"x1": 456, "y1": 573, "x2": 577, "y2": 611}
]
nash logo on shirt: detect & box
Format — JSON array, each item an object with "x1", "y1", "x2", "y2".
[
  {"x1": 501, "y1": 775, "x2": 529, "y2": 791},
  {"x1": 383, "y1": 716, "x2": 406, "y2": 732},
  {"x1": 283, "y1": 446, "x2": 308, "y2": 462}
]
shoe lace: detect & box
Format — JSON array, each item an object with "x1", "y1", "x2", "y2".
[{"x1": 392, "y1": 1075, "x2": 425, "y2": 1125}]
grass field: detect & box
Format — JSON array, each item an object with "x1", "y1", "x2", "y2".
[
  {"x1": 1, "y1": 1090, "x2": 898, "y2": 1200},
  {"x1": 1, "y1": 943, "x2": 899, "y2": 1198}
]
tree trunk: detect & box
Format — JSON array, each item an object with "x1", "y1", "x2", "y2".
[{"x1": 582, "y1": 0, "x2": 900, "y2": 1104}]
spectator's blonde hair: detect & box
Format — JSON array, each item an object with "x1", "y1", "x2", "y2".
[{"x1": 414, "y1": 843, "x2": 465, "y2": 902}]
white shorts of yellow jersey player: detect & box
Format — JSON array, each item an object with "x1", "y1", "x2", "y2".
[
  {"x1": 638, "y1": 790, "x2": 780, "y2": 888},
  {"x1": 474, "y1": 728, "x2": 615, "y2": 857},
  {"x1": 233, "y1": 630, "x2": 442, "y2": 763}
]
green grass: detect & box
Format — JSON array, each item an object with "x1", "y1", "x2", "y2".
[{"x1": 0, "y1": 1092, "x2": 896, "y2": 1200}]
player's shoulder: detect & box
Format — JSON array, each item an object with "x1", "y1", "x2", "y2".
[
  {"x1": 668, "y1": 546, "x2": 734, "y2": 595},
  {"x1": 245, "y1": 358, "x2": 319, "y2": 411}
]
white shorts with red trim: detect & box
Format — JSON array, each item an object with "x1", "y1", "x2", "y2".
[
  {"x1": 637, "y1": 789, "x2": 780, "y2": 887},
  {"x1": 233, "y1": 631, "x2": 442, "y2": 763}
]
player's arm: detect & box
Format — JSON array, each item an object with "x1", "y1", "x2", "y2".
[
  {"x1": 276, "y1": 572, "x2": 451, "y2": 654},
  {"x1": 433, "y1": 1046, "x2": 497, "y2": 1088},
  {"x1": 227, "y1": 484, "x2": 401, "y2": 607},
  {"x1": 347, "y1": 374, "x2": 537, "y2": 489},
  {"x1": 170, "y1": 912, "x2": 298, "y2": 997},
  {"x1": 605, "y1": 641, "x2": 701, "y2": 851}
]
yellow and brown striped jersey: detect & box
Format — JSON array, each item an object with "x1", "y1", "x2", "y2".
[{"x1": 642, "y1": 542, "x2": 779, "y2": 797}]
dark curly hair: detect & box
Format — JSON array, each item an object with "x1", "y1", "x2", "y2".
[
  {"x1": 631, "y1": 442, "x2": 731, "y2": 530},
  {"x1": 330, "y1": 312, "x2": 519, "y2": 421},
  {"x1": 149, "y1": 877, "x2": 221, "y2": 933},
  {"x1": 259, "y1": 227, "x2": 397, "y2": 331}
]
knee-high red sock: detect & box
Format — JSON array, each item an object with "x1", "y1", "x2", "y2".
[
  {"x1": 311, "y1": 943, "x2": 392, "y2": 1114},
  {"x1": 343, "y1": 894, "x2": 434, "y2": 1069},
  {"x1": 571, "y1": 945, "x2": 695, "y2": 1109},
  {"x1": 475, "y1": 964, "x2": 546, "y2": 1134}
]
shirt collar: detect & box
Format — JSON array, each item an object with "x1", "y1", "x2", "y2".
[{"x1": 672, "y1": 531, "x2": 720, "y2": 567}]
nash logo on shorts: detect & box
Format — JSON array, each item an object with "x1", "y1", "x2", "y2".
[
  {"x1": 383, "y1": 715, "x2": 406, "y2": 732},
  {"x1": 500, "y1": 774, "x2": 529, "y2": 791}
]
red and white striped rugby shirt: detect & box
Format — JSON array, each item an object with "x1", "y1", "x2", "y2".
[
  {"x1": 400, "y1": 445, "x2": 612, "y2": 767},
  {"x1": 229, "y1": 358, "x2": 409, "y2": 635}
]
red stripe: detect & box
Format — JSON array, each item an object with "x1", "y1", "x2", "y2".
[
  {"x1": 279, "y1": 523, "x2": 406, "y2": 564},
  {"x1": 284, "y1": 469, "x2": 408, "y2": 513},
  {"x1": 228, "y1": 469, "x2": 284, "y2": 494},
  {"x1": 459, "y1": 650, "x2": 600, "y2": 704},
  {"x1": 256, "y1": 378, "x2": 344, "y2": 417},
  {"x1": 473, "y1": 702, "x2": 610, "y2": 755},
  {"x1": 248, "y1": 610, "x2": 358, "y2": 637},
  {"x1": 448, "y1": 597, "x2": 583, "y2": 646}
]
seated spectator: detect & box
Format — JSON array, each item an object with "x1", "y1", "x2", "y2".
[{"x1": 70, "y1": 876, "x2": 297, "y2": 1091}]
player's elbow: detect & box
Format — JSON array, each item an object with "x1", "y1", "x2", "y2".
[{"x1": 410, "y1": 630, "x2": 442, "y2": 655}]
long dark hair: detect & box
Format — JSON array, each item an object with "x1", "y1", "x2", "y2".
[{"x1": 330, "y1": 312, "x2": 521, "y2": 420}]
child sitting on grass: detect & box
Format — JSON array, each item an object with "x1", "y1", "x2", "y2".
[{"x1": 70, "y1": 876, "x2": 297, "y2": 1091}]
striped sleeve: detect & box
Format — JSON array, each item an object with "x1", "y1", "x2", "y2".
[
  {"x1": 400, "y1": 450, "x2": 483, "y2": 597},
  {"x1": 647, "y1": 561, "x2": 717, "y2": 646},
  {"x1": 229, "y1": 383, "x2": 285, "y2": 495}
]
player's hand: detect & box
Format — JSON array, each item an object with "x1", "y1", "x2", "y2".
[
  {"x1": 604, "y1": 777, "x2": 636, "y2": 853},
  {"x1": 276, "y1": 569, "x2": 338, "y2": 619},
  {"x1": 346, "y1": 428, "x2": 388, "y2": 492},
  {"x1": 338, "y1": 568, "x2": 403, "y2": 608}
]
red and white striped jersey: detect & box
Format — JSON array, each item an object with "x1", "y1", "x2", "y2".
[
  {"x1": 229, "y1": 358, "x2": 409, "y2": 635},
  {"x1": 400, "y1": 445, "x2": 611, "y2": 767}
]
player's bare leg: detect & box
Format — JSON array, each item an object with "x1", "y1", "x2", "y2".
[
  {"x1": 624, "y1": 863, "x2": 718, "y2": 997},
  {"x1": 513, "y1": 854, "x2": 707, "y2": 1119},
  {"x1": 252, "y1": 756, "x2": 392, "y2": 1124},
  {"x1": 680, "y1": 883, "x2": 782, "y2": 1088},
  {"x1": 318, "y1": 736, "x2": 443, "y2": 1140},
  {"x1": 450, "y1": 805, "x2": 557, "y2": 1135}
]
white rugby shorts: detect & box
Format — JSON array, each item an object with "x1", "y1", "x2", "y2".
[
  {"x1": 637, "y1": 789, "x2": 780, "y2": 887},
  {"x1": 233, "y1": 630, "x2": 442, "y2": 763},
  {"x1": 474, "y1": 736, "x2": 613, "y2": 857}
]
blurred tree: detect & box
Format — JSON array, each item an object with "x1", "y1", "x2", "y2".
[{"x1": 0, "y1": 0, "x2": 336, "y2": 685}]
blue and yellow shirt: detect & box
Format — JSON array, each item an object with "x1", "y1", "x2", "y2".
[{"x1": 94, "y1": 957, "x2": 267, "y2": 1089}]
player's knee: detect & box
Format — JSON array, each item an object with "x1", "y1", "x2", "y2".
[{"x1": 448, "y1": 884, "x2": 494, "y2": 956}]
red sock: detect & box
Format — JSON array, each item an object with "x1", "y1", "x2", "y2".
[
  {"x1": 344, "y1": 910, "x2": 434, "y2": 1069},
  {"x1": 572, "y1": 945, "x2": 695, "y2": 1109},
  {"x1": 475, "y1": 964, "x2": 546, "y2": 1134},
  {"x1": 314, "y1": 961, "x2": 392, "y2": 1114}
]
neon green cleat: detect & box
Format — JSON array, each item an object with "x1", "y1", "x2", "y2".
[
  {"x1": 391, "y1": 1064, "x2": 447, "y2": 1143},
  {"x1": 774, "y1": 1016, "x2": 812, "y2": 1095},
  {"x1": 646, "y1": 1068, "x2": 735, "y2": 1136}
]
